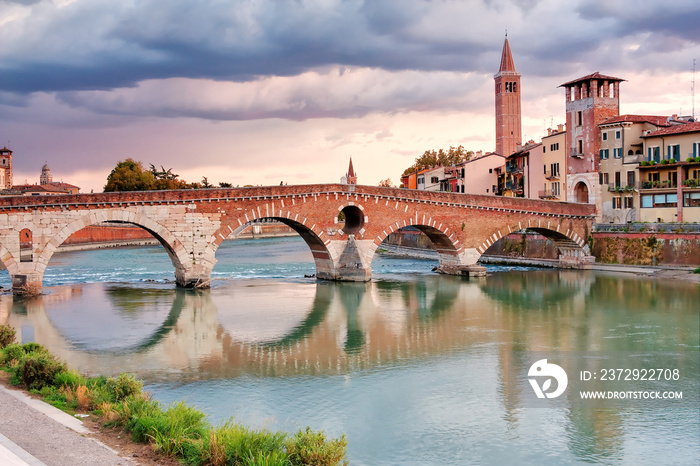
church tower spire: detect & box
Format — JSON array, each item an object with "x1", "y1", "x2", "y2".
[{"x1": 494, "y1": 36, "x2": 522, "y2": 156}]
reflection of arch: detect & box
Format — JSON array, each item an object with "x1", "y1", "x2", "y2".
[
  {"x1": 35, "y1": 210, "x2": 190, "y2": 278},
  {"x1": 213, "y1": 216, "x2": 335, "y2": 280},
  {"x1": 47, "y1": 286, "x2": 186, "y2": 354},
  {"x1": 373, "y1": 275, "x2": 460, "y2": 321},
  {"x1": 574, "y1": 181, "x2": 589, "y2": 204},
  {"x1": 480, "y1": 270, "x2": 581, "y2": 307}
]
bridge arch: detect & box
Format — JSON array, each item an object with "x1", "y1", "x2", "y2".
[
  {"x1": 34, "y1": 210, "x2": 192, "y2": 283},
  {"x1": 479, "y1": 221, "x2": 591, "y2": 266},
  {"x1": 212, "y1": 213, "x2": 337, "y2": 280},
  {"x1": 372, "y1": 218, "x2": 464, "y2": 269}
]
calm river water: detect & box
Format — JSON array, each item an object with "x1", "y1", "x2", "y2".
[{"x1": 0, "y1": 237, "x2": 698, "y2": 465}]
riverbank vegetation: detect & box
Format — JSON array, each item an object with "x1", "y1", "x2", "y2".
[{"x1": 0, "y1": 324, "x2": 348, "y2": 465}]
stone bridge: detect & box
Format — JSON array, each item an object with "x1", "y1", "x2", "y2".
[{"x1": 0, "y1": 184, "x2": 595, "y2": 294}]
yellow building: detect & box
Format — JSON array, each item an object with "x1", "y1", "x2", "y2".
[
  {"x1": 639, "y1": 121, "x2": 700, "y2": 222},
  {"x1": 539, "y1": 125, "x2": 566, "y2": 201},
  {"x1": 598, "y1": 115, "x2": 670, "y2": 223}
]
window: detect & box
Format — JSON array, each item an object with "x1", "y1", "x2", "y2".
[
  {"x1": 600, "y1": 149, "x2": 609, "y2": 160},
  {"x1": 430, "y1": 176, "x2": 439, "y2": 183},
  {"x1": 684, "y1": 192, "x2": 700, "y2": 207},
  {"x1": 543, "y1": 146, "x2": 546, "y2": 153},
  {"x1": 602, "y1": 132, "x2": 608, "y2": 141},
  {"x1": 489, "y1": 168, "x2": 493, "y2": 174},
  {"x1": 553, "y1": 182, "x2": 560, "y2": 196},
  {"x1": 550, "y1": 142, "x2": 559, "y2": 151},
  {"x1": 614, "y1": 171, "x2": 621, "y2": 187},
  {"x1": 612, "y1": 197, "x2": 621, "y2": 209},
  {"x1": 615, "y1": 130, "x2": 621, "y2": 139},
  {"x1": 624, "y1": 197, "x2": 634, "y2": 209},
  {"x1": 601, "y1": 172, "x2": 609, "y2": 185},
  {"x1": 641, "y1": 193, "x2": 678, "y2": 208},
  {"x1": 613, "y1": 148, "x2": 622, "y2": 158},
  {"x1": 667, "y1": 144, "x2": 680, "y2": 160},
  {"x1": 576, "y1": 111, "x2": 583, "y2": 126},
  {"x1": 693, "y1": 142, "x2": 700, "y2": 158},
  {"x1": 577, "y1": 139, "x2": 583, "y2": 155},
  {"x1": 647, "y1": 146, "x2": 660, "y2": 163},
  {"x1": 627, "y1": 171, "x2": 636, "y2": 188}
]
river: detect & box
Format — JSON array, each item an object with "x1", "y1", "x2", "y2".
[{"x1": 1, "y1": 236, "x2": 698, "y2": 465}]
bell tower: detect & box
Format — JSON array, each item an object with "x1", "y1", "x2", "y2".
[
  {"x1": 494, "y1": 35, "x2": 522, "y2": 156},
  {"x1": 0, "y1": 147, "x2": 12, "y2": 190}
]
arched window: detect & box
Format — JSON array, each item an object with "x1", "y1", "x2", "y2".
[{"x1": 19, "y1": 229, "x2": 32, "y2": 262}]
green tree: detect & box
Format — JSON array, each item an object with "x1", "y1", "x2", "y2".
[
  {"x1": 402, "y1": 145, "x2": 475, "y2": 176},
  {"x1": 104, "y1": 159, "x2": 155, "y2": 192}
]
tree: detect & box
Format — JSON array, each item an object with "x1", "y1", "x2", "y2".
[
  {"x1": 201, "y1": 177, "x2": 212, "y2": 188},
  {"x1": 104, "y1": 159, "x2": 155, "y2": 192},
  {"x1": 378, "y1": 178, "x2": 394, "y2": 187},
  {"x1": 218, "y1": 182, "x2": 233, "y2": 188},
  {"x1": 401, "y1": 145, "x2": 475, "y2": 176}
]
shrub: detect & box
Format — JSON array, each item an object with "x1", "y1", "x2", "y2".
[
  {"x1": 204, "y1": 422, "x2": 288, "y2": 466},
  {"x1": 285, "y1": 427, "x2": 348, "y2": 466},
  {"x1": 17, "y1": 351, "x2": 67, "y2": 390},
  {"x1": 1, "y1": 343, "x2": 25, "y2": 365},
  {"x1": 54, "y1": 369, "x2": 87, "y2": 389},
  {"x1": 105, "y1": 373, "x2": 143, "y2": 402},
  {"x1": 0, "y1": 325, "x2": 16, "y2": 348}
]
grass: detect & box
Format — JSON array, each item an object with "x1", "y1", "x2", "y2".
[{"x1": 0, "y1": 324, "x2": 348, "y2": 465}]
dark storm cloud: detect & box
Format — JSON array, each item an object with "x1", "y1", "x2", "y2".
[{"x1": 1, "y1": 0, "x2": 698, "y2": 119}]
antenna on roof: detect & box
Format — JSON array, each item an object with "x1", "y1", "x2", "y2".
[{"x1": 692, "y1": 58, "x2": 696, "y2": 120}]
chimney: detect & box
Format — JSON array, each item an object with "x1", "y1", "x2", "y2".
[
  {"x1": 557, "y1": 124, "x2": 564, "y2": 132},
  {"x1": 475, "y1": 150, "x2": 483, "y2": 157},
  {"x1": 547, "y1": 128, "x2": 552, "y2": 136}
]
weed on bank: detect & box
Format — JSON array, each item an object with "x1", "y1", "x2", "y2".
[{"x1": 0, "y1": 324, "x2": 348, "y2": 465}]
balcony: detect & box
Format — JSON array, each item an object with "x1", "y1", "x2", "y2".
[
  {"x1": 544, "y1": 170, "x2": 560, "y2": 181},
  {"x1": 506, "y1": 165, "x2": 522, "y2": 175},
  {"x1": 538, "y1": 189, "x2": 560, "y2": 200},
  {"x1": 607, "y1": 184, "x2": 637, "y2": 193},
  {"x1": 571, "y1": 152, "x2": 584, "y2": 159},
  {"x1": 640, "y1": 180, "x2": 677, "y2": 190}
]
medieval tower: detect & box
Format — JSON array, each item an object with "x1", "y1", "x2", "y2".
[
  {"x1": 494, "y1": 36, "x2": 522, "y2": 156},
  {"x1": 559, "y1": 72, "x2": 623, "y2": 208},
  {"x1": 0, "y1": 147, "x2": 12, "y2": 190}
]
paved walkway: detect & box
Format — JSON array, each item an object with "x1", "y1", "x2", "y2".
[{"x1": 0, "y1": 385, "x2": 136, "y2": 465}]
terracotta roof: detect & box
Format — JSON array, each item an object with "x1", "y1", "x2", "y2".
[
  {"x1": 642, "y1": 122, "x2": 700, "y2": 138},
  {"x1": 49, "y1": 181, "x2": 80, "y2": 189},
  {"x1": 600, "y1": 115, "x2": 671, "y2": 127},
  {"x1": 458, "y1": 152, "x2": 506, "y2": 166},
  {"x1": 498, "y1": 37, "x2": 516, "y2": 73},
  {"x1": 559, "y1": 71, "x2": 625, "y2": 87}
]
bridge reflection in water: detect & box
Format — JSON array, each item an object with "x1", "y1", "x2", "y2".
[{"x1": 1, "y1": 271, "x2": 698, "y2": 464}]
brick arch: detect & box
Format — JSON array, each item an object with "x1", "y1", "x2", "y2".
[
  {"x1": 371, "y1": 217, "x2": 463, "y2": 268},
  {"x1": 211, "y1": 210, "x2": 337, "y2": 280},
  {"x1": 34, "y1": 209, "x2": 191, "y2": 277},
  {"x1": 479, "y1": 221, "x2": 590, "y2": 261}
]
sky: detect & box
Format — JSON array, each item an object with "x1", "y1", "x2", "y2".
[{"x1": 1, "y1": 0, "x2": 699, "y2": 193}]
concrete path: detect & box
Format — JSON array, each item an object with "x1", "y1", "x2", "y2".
[{"x1": 0, "y1": 385, "x2": 136, "y2": 466}]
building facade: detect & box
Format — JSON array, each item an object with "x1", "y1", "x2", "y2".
[
  {"x1": 560, "y1": 72, "x2": 624, "y2": 215},
  {"x1": 540, "y1": 126, "x2": 567, "y2": 201},
  {"x1": 639, "y1": 122, "x2": 700, "y2": 222}
]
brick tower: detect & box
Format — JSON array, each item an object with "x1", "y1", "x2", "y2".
[
  {"x1": 559, "y1": 72, "x2": 623, "y2": 207},
  {"x1": 494, "y1": 36, "x2": 521, "y2": 156}
]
